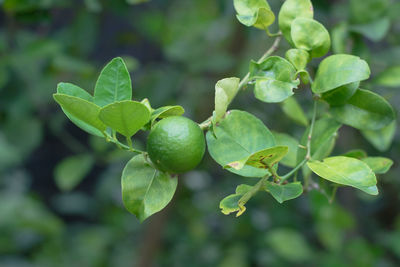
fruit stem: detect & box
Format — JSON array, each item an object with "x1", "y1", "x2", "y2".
[{"x1": 104, "y1": 131, "x2": 145, "y2": 154}]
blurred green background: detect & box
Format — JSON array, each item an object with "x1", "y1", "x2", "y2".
[{"x1": 0, "y1": 0, "x2": 399, "y2": 266}]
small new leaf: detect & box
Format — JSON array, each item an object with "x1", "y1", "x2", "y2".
[
  {"x1": 278, "y1": 0, "x2": 313, "y2": 45},
  {"x1": 291, "y1": 18, "x2": 330, "y2": 58},
  {"x1": 234, "y1": 0, "x2": 275, "y2": 30},
  {"x1": 214, "y1": 77, "x2": 240, "y2": 123},
  {"x1": 94, "y1": 57, "x2": 132, "y2": 107},
  {"x1": 250, "y1": 56, "x2": 299, "y2": 103}
]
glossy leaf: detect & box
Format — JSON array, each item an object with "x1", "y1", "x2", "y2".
[
  {"x1": 350, "y1": 17, "x2": 390, "y2": 42},
  {"x1": 151, "y1": 105, "x2": 185, "y2": 125},
  {"x1": 361, "y1": 121, "x2": 396, "y2": 152},
  {"x1": 361, "y1": 157, "x2": 393, "y2": 174},
  {"x1": 250, "y1": 56, "x2": 299, "y2": 103},
  {"x1": 226, "y1": 146, "x2": 288, "y2": 170},
  {"x1": 307, "y1": 156, "x2": 378, "y2": 195},
  {"x1": 374, "y1": 66, "x2": 400, "y2": 87},
  {"x1": 265, "y1": 182, "x2": 303, "y2": 203},
  {"x1": 281, "y1": 97, "x2": 308, "y2": 126},
  {"x1": 54, "y1": 154, "x2": 94, "y2": 191},
  {"x1": 285, "y1": 49, "x2": 309, "y2": 71},
  {"x1": 233, "y1": 0, "x2": 275, "y2": 30},
  {"x1": 273, "y1": 132, "x2": 299, "y2": 167},
  {"x1": 291, "y1": 18, "x2": 330, "y2": 58},
  {"x1": 330, "y1": 89, "x2": 395, "y2": 131},
  {"x1": 53, "y1": 94, "x2": 106, "y2": 134},
  {"x1": 121, "y1": 154, "x2": 178, "y2": 222},
  {"x1": 99, "y1": 100, "x2": 150, "y2": 137},
  {"x1": 214, "y1": 77, "x2": 240, "y2": 123},
  {"x1": 94, "y1": 57, "x2": 132, "y2": 107},
  {"x1": 312, "y1": 54, "x2": 370, "y2": 94},
  {"x1": 278, "y1": 0, "x2": 313, "y2": 45},
  {"x1": 57, "y1": 82, "x2": 93, "y2": 101},
  {"x1": 220, "y1": 184, "x2": 252, "y2": 216},
  {"x1": 322, "y1": 82, "x2": 359, "y2": 106},
  {"x1": 206, "y1": 110, "x2": 275, "y2": 177},
  {"x1": 57, "y1": 83, "x2": 103, "y2": 137}
]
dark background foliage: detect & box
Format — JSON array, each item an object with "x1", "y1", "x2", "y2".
[{"x1": 0, "y1": 0, "x2": 399, "y2": 266}]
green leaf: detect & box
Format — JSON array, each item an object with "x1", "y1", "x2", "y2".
[
  {"x1": 285, "y1": 49, "x2": 309, "y2": 71},
  {"x1": 273, "y1": 132, "x2": 299, "y2": 168},
  {"x1": 350, "y1": 17, "x2": 390, "y2": 42},
  {"x1": 322, "y1": 81, "x2": 359, "y2": 106},
  {"x1": 330, "y1": 89, "x2": 395, "y2": 131},
  {"x1": 206, "y1": 110, "x2": 276, "y2": 177},
  {"x1": 151, "y1": 105, "x2": 185, "y2": 125},
  {"x1": 342, "y1": 149, "x2": 367, "y2": 159},
  {"x1": 57, "y1": 83, "x2": 103, "y2": 137},
  {"x1": 291, "y1": 18, "x2": 330, "y2": 58},
  {"x1": 281, "y1": 96, "x2": 308, "y2": 126},
  {"x1": 361, "y1": 157, "x2": 393, "y2": 174},
  {"x1": 278, "y1": 0, "x2": 313, "y2": 45},
  {"x1": 307, "y1": 156, "x2": 378, "y2": 195},
  {"x1": 141, "y1": 98, "x2": 153, "y2": 112},
  {"x1": 99, "y1": 100, "x2": 150, "y2": 137},
  {"x1": 94, "y1": 57, "x2": 132, "y2": 107},
  {"x1": 361, "y1": 121, "x2": 396, "y2": 152},
  {"x1": 233, "y1": 0, "x2": 275, "y2": 30},
  {"x1": 312, "y1": 54, "x2": 370, "y2": 94},
  {"x1": 53, "y1": 94, "x2": 106, "y2": 134},
  {"x1": 226, "y1": 146, "x2": 288, "y2": 170},
  {"x1": 121, "y1": 154, "x2": 178, "y2": 222},
  {"x1": 214, "y1": 77, "x2": 240, "y2": 123},
  {"x1": 250, "y1": 56, "x2": 299, "y2": 103},
  {"x1": 57, "y1": 82, "x2": 93, "y2": 101},
  {"x1": 54, "y1": 154, "x2": 94, "y2": 191},
  {"x1": 374, "y1": 66, "x2": 400, "y2": 87},
  {"x1": 265, "y1": 182, "x2": 303, "y2": 203},
  {"x1": 219, "y1": 184, "x2": 253, "y2": 216}
]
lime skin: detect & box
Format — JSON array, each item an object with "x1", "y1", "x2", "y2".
[{"x1": 147, "y1": 116, "x2": 206, "y2": 174}]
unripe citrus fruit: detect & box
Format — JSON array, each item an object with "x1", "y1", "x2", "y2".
[{"x1": 147, "y1": 116, "x2": 206, "y2": 173}]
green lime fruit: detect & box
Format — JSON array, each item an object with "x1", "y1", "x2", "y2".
[{"x1": 147, "y1": 116, "x2": 206, "y2": 173}]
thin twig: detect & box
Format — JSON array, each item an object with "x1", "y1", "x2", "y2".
[{"x1": 199, "y1": 34, "x2": 282, "y2": 130}]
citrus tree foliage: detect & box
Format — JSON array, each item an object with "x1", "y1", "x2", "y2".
[{"x1": 54, "y1": 0, "x2": 395, "y2": 222}]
